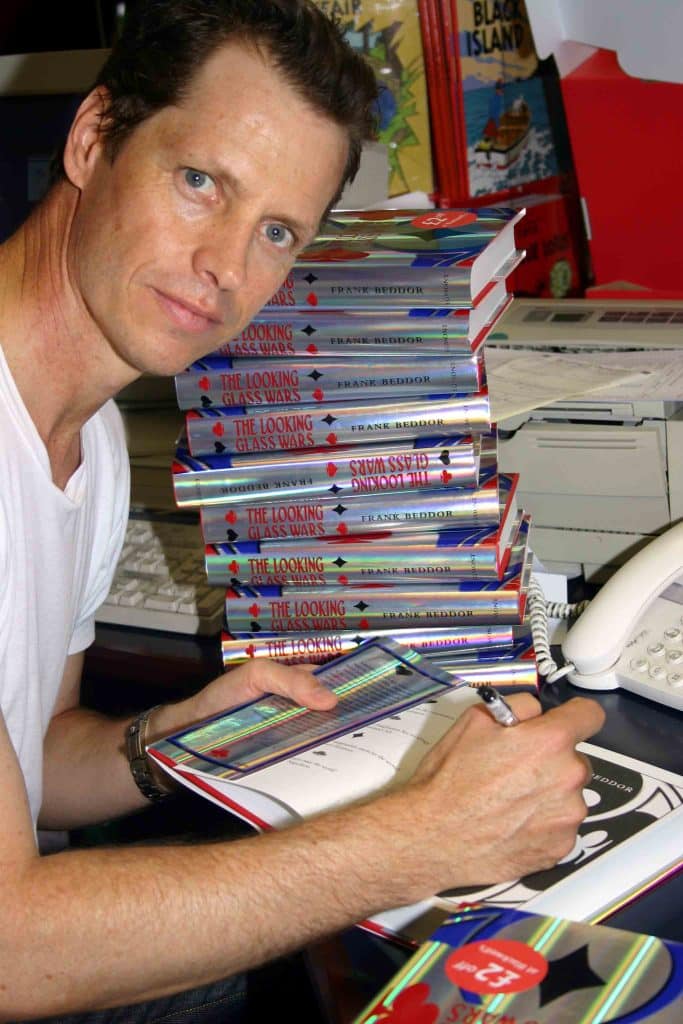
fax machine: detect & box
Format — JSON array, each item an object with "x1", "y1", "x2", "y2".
[{"x1": 490, "y1": 299, "x2": 683, "y2": 582}]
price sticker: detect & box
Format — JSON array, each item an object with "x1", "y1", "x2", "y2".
[
  {"x1": 445, "y1": 940, "x2": 548, "y2": 995},
  {"x1": 410, "y1": 212, "x2": 478, "y2": 230}
]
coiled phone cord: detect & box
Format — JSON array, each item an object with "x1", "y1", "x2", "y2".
[{"x1": 527, "y1": 575, "x2": 591, "y2": 683}]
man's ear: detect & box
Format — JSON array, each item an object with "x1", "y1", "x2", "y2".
[{"x1": 62, "y1": 85, "x2": 111, "y2": 189}]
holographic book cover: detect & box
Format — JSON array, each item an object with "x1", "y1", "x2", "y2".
[
  {"x1": 174, "y1": 351, "x2": 484, "y2": 410},
  {"x1": 184, "y1": 390, "x2": 491, "y2": 457},
  {"x1": 172, "y1": 435, "x2": 482, "y2": 509},
  {"x1": 199, "y1": 473, "x2": 506, "y2": 544},
  {"x1": 354, "y1": 905, "x2": 683, "y2": 1023}
]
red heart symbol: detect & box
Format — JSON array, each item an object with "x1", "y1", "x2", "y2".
[
  {"x1": 359, "y1": 618, "x2": 369, "y2": 629},
  {"x1": 306, "y1": 343, "x2": 318, "y2": 354},
  {"x1": 338, "y1": 574, "x2": 348, "y2": 584},
  {"x1": 246, "y1": 644, "x2": 256, "y2": 658},
  {"x1": 336, "y1": 523, "x2": 348, "y2": 535},
  {"x1": 198, "y1": 376, "x2": 210, "y2": 391},
  {"x1": 225, "y1": 510, "x2": 237, "y2": 523},
  {"x1": 212, "y1": 422, "x2": 225, "y2": 437},
  {"x1": 312, "y1": 388, "x2": 324, "y2": 402},
  {"x1": 248, "y1": 603, "x2": 260, "y2": 617},
  {"x1": 306, "y1": 292, "x2": 318, "y2": 306},
  {"x1": 228, "y1": 560, "x2": 239, "y2": 575},
  {"x1": 326, "y1": 432, "x2": 337, "y2": 445},
  {"x1": 441, "y1": 469, "x2": 453, "y2": 484},
  {"x1": 326, "y1": 462, "x2": 337, "y2": 477},
  {"x1": 210, "y1": 747, "x2": 230, "y2": 758}
]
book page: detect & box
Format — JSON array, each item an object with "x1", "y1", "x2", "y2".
[{"x1": 208, "y1": 686, "x2": 480, "y2": 820}]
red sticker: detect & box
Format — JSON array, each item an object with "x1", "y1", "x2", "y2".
[
  {"x1": 326, "y1": 462, "x2": 338, "y2": 477},
  {"x1": 225, "y1": 510, "x2": 237, "y2": 523},
  {"x1": 411, "y1": 211, "x2": 478, "y2": 230},
  {"x1": 445, "y1": 940, "x2": 548, "y2": 995}
]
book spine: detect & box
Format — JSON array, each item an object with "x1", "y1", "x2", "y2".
[
  {"x1": 212, "y1": 303, "x2": 496, "y2": 357},
  {"x1": 185, "y1": 392, "x2": 491, "y2": 456},
  {"x1": 263, "y1": 269, "x2": 480, "y2": 309},
  {"x1": 220, "y1": 623, "x2": 517, "y2": 666},
  {"x1": 223, "y1": 582, "x2": 525, "y2": 631},
  {"x1": 174, "y1": 354, "x2": 483, "y2": 410},
  {"x1": 172, "y1": 438, "x2": 481, "y2": 508},
  {"x1": 199, "y1": 482, "x2": 500, "y2": 543}
]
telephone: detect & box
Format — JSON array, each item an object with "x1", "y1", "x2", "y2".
[{"x1": 529, "y1": 521, "x2": 683, "y2": 712}]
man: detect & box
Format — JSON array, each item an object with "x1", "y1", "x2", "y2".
[{"x1": 0, "y1": 1, "x2": 605, "y2": 1020}]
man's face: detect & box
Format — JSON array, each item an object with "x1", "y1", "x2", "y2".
[{"x1": 68, "y1": 41, "x2": 349, "y2": 377}]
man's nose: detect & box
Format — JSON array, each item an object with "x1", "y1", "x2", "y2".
[{"x1": 192, "y1": 218, "x2": 251, "y2": 292}]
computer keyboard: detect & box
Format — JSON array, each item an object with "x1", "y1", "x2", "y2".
[{"x1": 96, "y1": 514, "x2": 225, "y2": 635}]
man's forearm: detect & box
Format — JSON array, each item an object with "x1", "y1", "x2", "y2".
[
  {"x1": 6, "y1": 787, "x2": 425, "y2": 1020},
  {"x1": 39, "y1": 700, "x2": 196, "y2": 829}
]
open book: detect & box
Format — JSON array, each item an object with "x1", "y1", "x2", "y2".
[{"x1": 148, "y1": 640, "x2": 683, "y2": 945}]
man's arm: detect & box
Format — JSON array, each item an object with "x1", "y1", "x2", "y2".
[
  {"x1": 39, "y1": 653, "x2": 339, "y2": 828},
  {"x1": 3, "y1": 657, "x2": 603, "y2": 1020}
]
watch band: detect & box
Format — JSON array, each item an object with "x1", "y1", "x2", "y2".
[{"x1": 125, "y1": 705, "x2": 174, "y2": 802}]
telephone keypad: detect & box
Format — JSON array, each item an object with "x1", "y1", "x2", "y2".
[{"x1": 613, "y1": 592, "x2": 683, "y2": 710}]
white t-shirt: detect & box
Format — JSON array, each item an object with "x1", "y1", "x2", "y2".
[{"x1": 0, "y1": 346, "x2": 130, "y2": 825}]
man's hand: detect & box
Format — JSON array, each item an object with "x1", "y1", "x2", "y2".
[
  {"x1": 383, "y1": 693, "x2": 605, "y2": 897},
  {"x1": 150, "y1": 660, "x2": 338, "y2": 745}
]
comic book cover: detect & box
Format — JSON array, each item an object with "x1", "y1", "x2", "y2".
[{"x1": 312, "y1": 1, "x2": 434, "y2": 197}]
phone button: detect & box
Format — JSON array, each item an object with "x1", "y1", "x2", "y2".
[
  {"x1": 649, "y1": 665, "x2": 666, "y2": 680},
  {"x1": 666, "y1": 672, "x2": 683, "y2": 687},
  {"x1": 630, "y1": 657, "x2": 648, "y2": 672},
  {"x1": 664, "y1": 627, "x2": 681, "y2": 641},
  {"x1": 666, "y1": 649, "x2": 683, "y2": 664},
  {"x1": 647, "y1": 643, "x2": 665, "y2": 656}
]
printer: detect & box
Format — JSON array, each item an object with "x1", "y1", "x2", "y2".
[{"x1": 489, "y1": 299, "x2": 683, "y2": 582}]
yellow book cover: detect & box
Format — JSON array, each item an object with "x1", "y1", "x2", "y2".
[{"x1": 313, "y1": 1, "x2": 434, "y2": 198}]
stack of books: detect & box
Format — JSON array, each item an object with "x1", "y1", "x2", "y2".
[{"x1": 172, "y1": 207, "x2": 537, "y2": 690}]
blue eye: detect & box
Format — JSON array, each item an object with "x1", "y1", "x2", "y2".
[
  {"x1": 265, "y1": 223, "x2": 293, "y2": 248},
  {"x1": 183, "y1": 168, "x2": 214, "y2": 193}
]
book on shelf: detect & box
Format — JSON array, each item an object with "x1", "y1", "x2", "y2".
[
  {"x1": 174, "y1": 350, "x2": 485, "y2": 410},
  {"x1": 311, "y1": 0, "x2": 434, "y2": 199},
  {"x1": 198, "y1": 472, "x2": 505, "y2": 544},
  {"x1": 147, "y1": 639, "x2": 683, "y2": 951},
  {"x1": 172, "y1": 435, "x2": 482, "y2": 509},
  {"x1": 204, "y1": 480, "x2": 520, "y2": 587},
  {"x1": 219, "y1": 622, "x2": 526, "y2": 668},
  {"x1": 184, "y1": 390, "x2": 491, "y2": 456},
  {"x1": 418, "y1": 1, "x2": 567, "y2": 206},
  {"x1": 212, "y1": 277, "x2": 510, "y2": 358},
  {"x1": 352, "y1": 905, "x2": 683, "y2": 1023},
  {"x1": 222, "y1": 525, "x2": 532, "y2": 632}
]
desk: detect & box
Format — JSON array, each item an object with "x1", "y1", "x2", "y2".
[{"x1": 83, "y1": 625, "x2": 683, "y2": 1022}]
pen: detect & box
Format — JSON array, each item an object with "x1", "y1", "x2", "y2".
[{"x1": 477, "y1": 685, "x2": 520, "y2": 727}]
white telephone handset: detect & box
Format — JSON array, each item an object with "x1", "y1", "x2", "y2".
[{"x1": 560, "y1": 521, "x2": 683, "y2": 711}]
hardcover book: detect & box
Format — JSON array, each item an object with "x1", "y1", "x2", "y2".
[
  {"x1": 184, "y1": 391, "x2": 491, "y2": 457},
  {"x1": 311, "y1": 1, "x2": 434, "y2": 198},
  {"x1": 260, "y1": 253, "x2": 522, "y2": 309},
  {"x1": 205, "y1": 482, "x2": 520, "y2": 587},
  {"x1": 212, "y1": 277, "x2": 510, "y2": 357},
  {"x1": 148, "y1": 642, "x2": 683, "y2": 950},
  {"x1": 219, "y1": 622, "x2": 523, "y2": 668},
  {"x1": 198, "y1": 473, "x2": 505, "y2": 544},
  {"x1": 172, "y1": 435, "x2": 482, "y2": 509},
  {"x1": 174, "y1": 351, "x2": 485, "y2": 410},
  {"x1": 283, "y1": 208, "x2": 524, "y2": 304},
  {"x1": 353, "y1": 906, "x2": 683, "y2": 1022}
]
